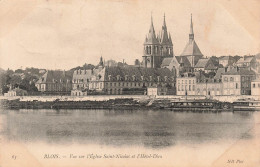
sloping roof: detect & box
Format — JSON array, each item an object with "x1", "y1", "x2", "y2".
[
  {"x1": 236, "y1": 56, "x2": 255, "y2": 64},
  {"x1": 104, "y1": 67, "x2": 175, "y2": 82},
  {"x1": 175, "y1": 56, "x2": 191, "y2": 67},
  {"x1": 161, "y1": 57, "x2": 172, "y2": 67},
  {"x1": 219, "y1": 56, "x2": 231, "y2": 60},
  {"x1": 36, "y1": 70, "x2": 73, "y2": 84},
  {"x1": 195, "y1": 59, "x2": 209, "y2": 68},
  {"x1": 223, "y1": 69, "x2": 256, "y2": 75},
  {"x1": 205, "y1": 63, "x2": 218, "y2": 70},
  {"x1": 181, "y1": 40, "x2": 203, "y2": 56}
]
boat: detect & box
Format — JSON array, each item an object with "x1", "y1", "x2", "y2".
[
  {"x1": 232, "y1": 99, "x2": 260, "y2": 111},
  {"x1": 164, "y1": 99, "x2": 232, "y2": 112}
]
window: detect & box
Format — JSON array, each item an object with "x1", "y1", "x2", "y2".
[
  {"x1": 114, "y1": 83, "x2": 116, "y2": 86},
  {"x1": 185, "y1": 80, "x2": 187, "y2": 84},
  {"x1": 189, "y1": 85, "x2": 191, "y2": 91},
  {"x1": 236, "y1": 83, "x2": 238, "y2": 89},
  {"x1": 193, "y1": 85, "x2": 195, "y2": 91},
  {"x1": 242, "y1": 76, "x2": 245, "y2": 81},
  {"x1": 258, "y1": 84, "x2": 260, "y2": 87},
  {"x1": 189, "y1": 80, "x2": 191, "y2": 84},
  {"x1": 224, "y1": 77, "x2": 228, "y2": 82},
  {"x1": 178, "y1": 85, "x2": 180, "y2": 91},
  {"x1": 253, "y1": 84, "x2": 255, "y2": 88},
  {"x1": 181, "y1": 85, "x2": 184, "y2": 91},
  {"x1": 230, "y1": 77, "x2": 233, "y2": 81}
]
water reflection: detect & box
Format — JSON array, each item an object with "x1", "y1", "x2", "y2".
[{"x1": 0, "y1": 109, "x2": 256, "y2": 148}]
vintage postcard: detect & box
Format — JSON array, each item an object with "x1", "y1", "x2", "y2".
[{"x1": 0, "y1": 0, "x2": 260, "y2": 167}]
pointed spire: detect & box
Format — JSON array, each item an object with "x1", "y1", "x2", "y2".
[
  {"x1": 144, "y1": 13, "x2": 159, "y2": 44},
  {"x1": 160, "y1": 13, "x2": 170, "y2": 45},
  {"x1": 189, "y1": 13, "x2": 194, "y2": 42},
  {"x1": 163, "y1": 13, "x2": 166, "y2": 27},
  {"x1": 190, "y1": 13, "x2": 194, "y2": 34},
  {"x1": 149, "y1": 13, "x2": 155, "y2": 34}
]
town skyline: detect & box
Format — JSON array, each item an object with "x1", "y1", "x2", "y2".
[{"x1": 0, "y1": 0, "x2": 259, "y2": 70}]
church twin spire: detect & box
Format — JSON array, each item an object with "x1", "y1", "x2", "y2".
[
  {"x1": 144, "y1": 14, "x2": 159, "y2": 44},
  {"x1": 144, "y1": 13, "x2": 172, "y2": 46}
]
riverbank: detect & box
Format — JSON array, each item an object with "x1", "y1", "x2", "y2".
[
  {"x1": 1, "y1": 95, "x2": 260, "y2": 102},
  {"x1": 1, "y1": 95, "x2": 259, "y2": 111}
]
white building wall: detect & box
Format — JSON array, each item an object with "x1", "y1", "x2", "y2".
[
  {"x1": 251, "y1": 81, "x2": 260, "y2": 96},
  {"x1": 176, "y1": 77, "x2": 196, "y2": 95}
]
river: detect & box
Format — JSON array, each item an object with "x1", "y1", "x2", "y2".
[{"x1": 0, "y1": 109, "x2": 259, "y2": 167}]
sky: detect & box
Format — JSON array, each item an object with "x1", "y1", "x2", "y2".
[{"x1": 0, "y1": 0, "x2": 259, "y2": 70}]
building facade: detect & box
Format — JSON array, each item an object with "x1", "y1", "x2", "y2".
[
  {"x1": 176, "y1": 76, "x2": 196, "y2": 95},
  {"x1": 103, "y1": 66, "x2": 176, "y2": 95},
  {"x1": 195, "y1": 79, "x2": 222, "y2": 96},
  {"x1": 222, "y1": 69, "x2": 255, "y2": 95},
  {"x1": 36, "y1": 70, "x2": 73, "y2": 95}
]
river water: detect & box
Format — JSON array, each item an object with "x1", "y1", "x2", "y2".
[{"x1": 0, "y1": 109, "x2": 259, "y2": 167}]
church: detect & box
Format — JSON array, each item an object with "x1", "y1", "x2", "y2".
[
  {"x1": 142, "y1": 14, "x2": 204, "y2": 76},
  {"x1": 142, "y1": 14, "x2": 174, "y2": 68}
]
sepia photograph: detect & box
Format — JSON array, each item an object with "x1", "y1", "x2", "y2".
[{"x1": 0, "y1": 0, "x2": 260, "y2": 166}]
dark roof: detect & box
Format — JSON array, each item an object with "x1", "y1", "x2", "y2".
[
  {"x1": 175, "y1": 56, "x2": 191, "y2": 67},
  {"x1": 205, "y1": 61, "x2": 218, "y2": 70},
  {"x1": 161, "y1": 57, "x2": 172, "y2": 67},
  {"x1": 195, "y1": 59, "x2": 208, "y2": 68},
  {"x1": 104, "y1": 67, "x2": 175, "y2": 82},
  {"x1": 37, "y1": 70, "x2": 73, "y2": 83}
]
